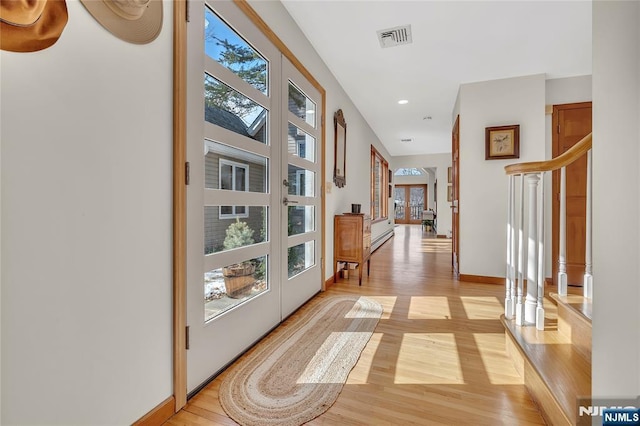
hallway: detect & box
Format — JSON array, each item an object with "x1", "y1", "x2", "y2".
[{"x1": 167, "y1": 225, "x2": 545, "y2": 425}]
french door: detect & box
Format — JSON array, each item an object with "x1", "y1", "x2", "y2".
[
  {"x1": 185, "y1": 0, "x2": 321, "y2": 393},
  {"x1": 280, "y1": 59, "x2": 322, "y2": 318},
  {"x1": 394, "y1": 184, "x2": 427, "y2": 224}
]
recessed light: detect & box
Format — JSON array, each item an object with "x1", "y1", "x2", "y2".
[{"x1": 398, "y1": 100, "x2": 409, "y2": 105}]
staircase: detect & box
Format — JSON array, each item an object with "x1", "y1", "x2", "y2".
[
  {"x1": 501, "y1": 133, "x2": 593, "y2": 425},
  {"x1": 502, "y1": 291, "x2": 591, "y2": 425}
]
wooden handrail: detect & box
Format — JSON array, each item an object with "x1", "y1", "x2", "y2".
[{"x1": 505, "y1": 132, "x2": 592, "y2": 175}]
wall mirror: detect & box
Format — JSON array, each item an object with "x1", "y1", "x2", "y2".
[{"x1": 334, "y1": 109, "x2": 346, "y2": 188}]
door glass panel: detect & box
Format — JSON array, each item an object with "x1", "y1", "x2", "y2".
[
  {"x1": 288, "y1": 82, "x2": 316, "y2": 127},
  {"x1": 287, "y1": 165, "x2": 315, "y2": 197},
  {"x1": 205, "y1": 74, "x2": 268, "y2": 144},
  {"x1": 288, "y1": 206, "x2": 314, "y2": 236},
  {"x1": 288, "y1": 241, "x2": 314, "y2": 278},
  {"x1": 409, "y1": 187, "x2": 425, "y2": 221},
  {"x1": 204, "y1": 255, "x2": 268, "y2": 322},
  {"x1": 394, "y1": 187, "x2": 406, "y2": 220},
  {"x1": 287, "y1": 123, "x2": 315, "y2": 162},
  {"x1": 204, "y1": 206, "x2": 267, "y2": 255},
  {"x1": 205, "y1": 140, "x2": 268, "y2": 192},
  {"x1": 204, "y1": 7, "x2": 267, "y2": 94}
]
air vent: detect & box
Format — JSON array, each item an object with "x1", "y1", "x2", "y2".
[
  {"x1": 377, "y1": 25, "x2": 412, "y2": 48},
  {"x1": 400, "y1": 138, "x2": 413, "y2": 143}
]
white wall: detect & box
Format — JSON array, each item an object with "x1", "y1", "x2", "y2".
[
  {"x1": 458, "y1": 74, "x2": 546, "y2": 278},
  {"x1": 391, "y1": 154, "x2": 452, "y2": 236},
  {"x1": 247, "y1": 0, "x2": 394, "y2": 282},
  {"x1": 0, "y1": 1, "x2": 173, "y2": 424},
  {"x1": 592, "y1": 0, "x2": 640, "y2": 397}
]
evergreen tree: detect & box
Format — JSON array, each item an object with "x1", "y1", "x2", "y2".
[{"x1": 205, "y1": 35, "x2": 267, "y2": 119}]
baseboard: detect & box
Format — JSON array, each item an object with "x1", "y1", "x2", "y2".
[
  {"x1": 371, "y1": 228, "x2": 394, "y2": 252},
  {"x1": 458, "y1": 274, "x2": 504, "y2": 285},
  {"x1": 132, "y1": 396, "x2": 175, "y2": 426},
  {"x1": 325, "y1": 275, "x2": 336, "y2": 290}
]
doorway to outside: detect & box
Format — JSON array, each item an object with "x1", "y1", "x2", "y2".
[
  {"x1": 183, "y1": 0, "x2": 324, "y2": 397},
  {"x1": 394, "y1": 184, "x2": 427, "y2": 225}
]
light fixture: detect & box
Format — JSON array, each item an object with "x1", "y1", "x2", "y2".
[{"x1": 398, "y1": 99, "x2": 409, "y2": 105}]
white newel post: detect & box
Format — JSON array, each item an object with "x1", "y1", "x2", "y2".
[
  {"x1": 584, "y1": 150, "x2": 593, "y2": 299},
  {"x1": 505, "y1": 176, "x2": 515, "y2": 319},
  {"x1": 536, "y1": 173, "x2": 545, "y2": 330},
  {"x1": 515, "y1": 175, "x2": 525, "y2": 326},
  {"x1": 525, "y1": 174, "x2": 540, "y2": 325},
  {"x1": 558, "y1": 166, "x2": 568, "y2": 295}
]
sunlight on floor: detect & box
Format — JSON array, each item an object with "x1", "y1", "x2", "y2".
[
  {"x1": 346, "y1": 332, "x2": 383, "y2": 385},
  {"x1": 394, "y1": 333, "x2": 464, "y2": 384},
  {"x1": 473, "y1": 333, "x2": 524, "y2": 385},
  {"x1": 459, "y1": 296, "x2": 504, "y2": 319},
  {"x1": 363, "y1": 296, "x2": 397, "y2": 320},
  {"x1": 419, "y1": 238, "x2": 452, "y2": 253},
  {"x1": 408, "y1": 296, "x2": 451, "y2": 319},
  {"x1": 297, "y1": 331, "x2": 374, "y2": 384}
]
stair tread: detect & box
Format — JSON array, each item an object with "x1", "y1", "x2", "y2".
[
  {"x1": 550, "y1": 293, "x2": 592, "y2": 322},
  {"x1": 502, "y1": 315, "x2": 591, "y2": 421}
]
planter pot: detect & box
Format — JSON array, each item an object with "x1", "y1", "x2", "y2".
[{"x1": 223, "y1": 263, "x2": 256, "y2": 299}]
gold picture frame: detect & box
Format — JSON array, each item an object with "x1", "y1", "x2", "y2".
[
  {"x1": 447, "y1": 185, "x2": 453, "y2": 202},
  {"x1": 485, "y1": 124, "x2": 520, "y2": 160},
  {"x1": 334, "y1": 109, "x2": 347, "y2": 188},
  {"x1": 447, "y1": 167, "x2": 452, "y2": 183}
]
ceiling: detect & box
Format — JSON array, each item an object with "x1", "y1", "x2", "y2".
[{"x1": 281, "y1": 1, "x2": 592, "y2": 156}]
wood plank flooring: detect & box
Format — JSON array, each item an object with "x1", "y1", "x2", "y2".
[{"x1": 166, "y1": 225, "x2": 545, "y2": 425}]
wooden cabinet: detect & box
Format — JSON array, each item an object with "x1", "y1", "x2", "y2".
[{"x1": 334, "y1": 214, "x2": 371, "y2": 285}]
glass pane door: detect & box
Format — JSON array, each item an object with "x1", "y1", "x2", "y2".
[
  {"x1": 394, "y1": 187, "x2": 406, "y2": 221},
  {"x1": 186, "y1": 1, "x2": 282, "y2": 393},
  {"x1": 394, "y1": 185, "x2": 427, "y2": 224},
  {"x1": 281, "y1": 58, "x2": 322, "y2": 318}
]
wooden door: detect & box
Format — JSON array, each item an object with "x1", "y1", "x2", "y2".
[
  {"x1": 394, "y1": 184, "x2": 427, "y2": 224},
  {"x1": 552, "y1": 102, "x2": 592, "y2": 286},
  {"x1": 452, "y1": 116, "x2": 460, "y2": 276}
]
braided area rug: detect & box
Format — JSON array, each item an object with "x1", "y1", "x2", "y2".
[{"x1": 219, "y1": 295, "x2": 383, "y2": 426}]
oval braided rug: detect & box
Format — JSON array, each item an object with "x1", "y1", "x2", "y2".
[{"x1": 219, "y1": 295, "x2": 383, "y2": 426}]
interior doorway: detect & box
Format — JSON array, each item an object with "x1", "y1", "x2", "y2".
[
  {"x1": 552, "y1": 102, "x2": 592, "y2": 286},
  {"x1": 394, "y1": 184, "x2": 427, "y2": 224},
  {"x1": 451, "y1": 116, "x2": 460, "y2": 276}
]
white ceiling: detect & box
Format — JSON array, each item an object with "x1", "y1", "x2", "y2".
[{"x1": 281, "y1": 1, "x2": 592, "y2": 156}]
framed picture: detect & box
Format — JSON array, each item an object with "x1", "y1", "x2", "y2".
[
  {"x1": 447, "y1": 167, "x2": 452, "y2": 183},
  {"x1": 447, "y1": 185, "x2": 453, "y2": 202},
  {"x1": 485, "y1": 124, "x2": 520, "y2": 160}
]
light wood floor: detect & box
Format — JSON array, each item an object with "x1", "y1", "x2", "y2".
[{"x1": 166, "y1": 225, "x2": 545, "y2": 425}]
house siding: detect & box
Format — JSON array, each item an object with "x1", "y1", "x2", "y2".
[{"x1": 204, "y1": 152, "x2": 267, "y2": 256}]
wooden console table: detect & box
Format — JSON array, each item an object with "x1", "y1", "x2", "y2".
[{"x1": 334, "y1": 213, "x2": 371, "y2": 285}]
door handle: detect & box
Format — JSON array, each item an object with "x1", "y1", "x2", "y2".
[{"x1": 283, "y1": 197, "x2": 299, "y2": 206}]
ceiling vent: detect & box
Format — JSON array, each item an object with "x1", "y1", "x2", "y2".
[
  {"x1": 377, "y1": 25, "x2": 413, "y2": 48},
  {"x1": 400, "y1": 138, "x2": 413, "y2": 143}
]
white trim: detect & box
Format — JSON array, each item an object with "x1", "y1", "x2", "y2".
[{"x1": 219, "y1": 159, "x2": 249, "y2": 219}]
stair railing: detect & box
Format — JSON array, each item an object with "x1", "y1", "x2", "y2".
[{"x1": 504, "y1": 133, "x2": 592, "y2": 330}]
